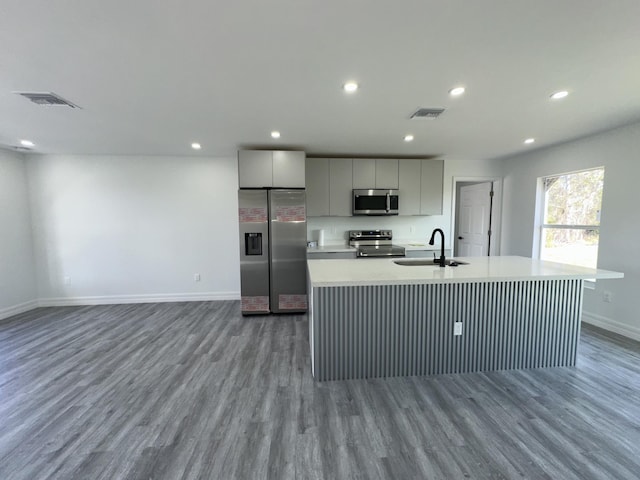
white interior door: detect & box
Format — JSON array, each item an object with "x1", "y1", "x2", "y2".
[{"x1": 457, "y1": 182, "x2": 492, "y2": 256}]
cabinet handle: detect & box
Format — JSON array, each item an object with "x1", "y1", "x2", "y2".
[{"x1": 458, "y1": 236, "x2": 464, "y2": 240}]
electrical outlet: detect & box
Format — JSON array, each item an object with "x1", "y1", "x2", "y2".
[
  {"x1": 603, "y1": 291, "x2": 612, "y2": 303},
  {"x1": 410, "y1": 225, "x2": 415, "y2": 234},
  {"x1": 454, "y1": 322, "x2": 463, "y2": 336},
  {"x1": 194, "y1": 273, "x2": 201, "y2": 282},
  {"x1": 63, "y1": 276, "x2": 71, "y2": 285}
]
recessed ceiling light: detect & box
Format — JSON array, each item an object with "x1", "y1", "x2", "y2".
[
  {"x1": 524, "y1": 138, "x2": 535, "y2": 144},
  {"x1": 449, "y1": 86, "x2": 465, "y2": 96},
  {"x1": 404, "y1": 135, "x2": 414, "y2": 142},
  {"x1": 271, "y1": 131, "x2": 281, "y2": 139},
  {"x1": 191, "y1": 142, "x2": 201, "y2": 150},
  {"x1": 20, "y1": 139, "x2": 35, "y2": 147},
  {"x1": 343, "y1": 82, "x2": 358, "y2": 93},
  {"x1": 550, "y1": 90, "x2": 569, "y2": 100}
]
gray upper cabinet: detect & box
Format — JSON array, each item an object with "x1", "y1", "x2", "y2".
[
  {"x1": 305, "y1": 156, "x2": 442, "y2": 217},
  {"x1": 305, "y1": 158, "x2": 330, "y2": 216},
  {"x1": 398, "y1": 159, "x2": 443, "y2": 215},
  {"x1": 398, "y1": 160, "x2": 422, "y2": 215},
  {"x1": 305, "y1": 157, "x2": 353, "y2": 217},
  {"x1": 353, "y1": 158, "x2": 398, "y2": 188},
  {"x1": 238, "y1": 150, "x2": 272, "y2": 188},
  {"x1": 273, "y1": 151, "x2": 305, "y2": 188},
  {"x1": 352, "y1": 159, "x2": 375, "y2": 188},
  {"x1": 238, "y1": 150, "x2": 305, "y2": 188},
  {"x1": 420, "y1": 159, "x2": 444, "y2": 215},
  {"x1": 375, "y1": 159, "x2": 399, "y2": 188},
  {"x1": 329, "y1": 158, "x2": 353, "y2": 216}
]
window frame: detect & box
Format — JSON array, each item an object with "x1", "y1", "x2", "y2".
[{"x1": 533, "y1": 167, "x2": 604, "y2": 284}]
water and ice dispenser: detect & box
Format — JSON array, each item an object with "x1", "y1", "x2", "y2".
[{"x1": 245, "y1": 233, "x2": 262, "y2": 256}]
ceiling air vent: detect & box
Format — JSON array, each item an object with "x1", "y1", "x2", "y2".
[
  {"x1": 15, "y1": 92, "x2": 80, "y2": 108},
  {"x1": 410, "y1": 107, "x2": 445, "y2": 120}
]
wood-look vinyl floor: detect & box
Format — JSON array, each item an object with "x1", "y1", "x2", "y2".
[{"x1": 0, "y1": 301, "x2": 639, "y2": 479}]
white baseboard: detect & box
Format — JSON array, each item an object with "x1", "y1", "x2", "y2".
[
  {"x1": 0, "y1": 300, "x2": 39, "y2": 321},
  {"x1": 582, "y1": 311, "x2": 640, "y2": 342},
  {"x1": 38, "y1": 291, "x2": 241, "y2": 307}
]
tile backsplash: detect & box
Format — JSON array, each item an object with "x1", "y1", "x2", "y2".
[{"x1": 307, "y1": 216, "x2": 449, "y2": 245}]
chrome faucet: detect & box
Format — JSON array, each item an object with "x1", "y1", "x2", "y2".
[{"x1": 429, "y1": 228, "x2": 446, "y2": 267}]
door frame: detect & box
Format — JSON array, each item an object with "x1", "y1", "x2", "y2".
[{"x1": 451, "y1": 176, "x2": 503, "y2": 257}]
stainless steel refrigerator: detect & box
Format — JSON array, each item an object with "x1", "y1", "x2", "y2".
[{"x1": 238, "y1": 189, "x2": 307, "y2": 314}]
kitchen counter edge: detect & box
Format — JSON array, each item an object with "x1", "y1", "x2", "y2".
[{"x1": 307, "y1": 255, "x2": 624, "y2": 287}]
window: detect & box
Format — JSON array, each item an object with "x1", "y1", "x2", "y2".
[{"x1": 538, "y1": 167, "x2": 604, "y2": 269}]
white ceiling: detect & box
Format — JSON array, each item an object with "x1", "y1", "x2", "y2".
[{"x1": 1, "y1": 0, "x2": 640, "y2": 160}]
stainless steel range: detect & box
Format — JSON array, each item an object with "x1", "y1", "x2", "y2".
[{"x1": 349, "y1": 230, "x2": 406, "y2": 258}]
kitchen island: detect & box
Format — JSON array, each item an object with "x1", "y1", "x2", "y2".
[{"x1": 307, "y1": 256, "x2": 623, "y2": 381}]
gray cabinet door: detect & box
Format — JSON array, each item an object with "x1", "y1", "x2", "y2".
[
  {"x1": 238, "y1": 150, "x2": 272, "y2": 188},
  {"x1": 305, "y1": 158, "x2": 330, "y2": 216},
  {"x1": 273, "y1": 151, "x2": 305, "y2": 188},
  {"x1": 375, "y1": 159, "x2": 399, "y2": 188},
  {"x1": 352, "y1": 158, "x2": 375, "y2": 188},
  {"x1": 420, "y1": 159, "x2": 444, "y2": 215},
  {"x1": 398, "y1": 160, "x2": 421, "y2": 215},
  {"x1": 329, "y1": 158, "x2": 353, "y2": 216}
]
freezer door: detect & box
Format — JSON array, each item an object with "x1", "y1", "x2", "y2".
[
  {"x1": 238, "y1": 190, "x2": 270, "y2": 314},
  {"x1": 269, "y1": 190, "x2": 308, "y2": 313}
]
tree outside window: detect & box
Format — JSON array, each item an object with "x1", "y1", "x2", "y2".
[{"x1": 540, "y1": 167, "x2": 604, "y2": 268}]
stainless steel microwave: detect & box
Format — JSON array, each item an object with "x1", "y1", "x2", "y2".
[{"x1": 352, "y1": 189, "x2": 399, "y2": 215}]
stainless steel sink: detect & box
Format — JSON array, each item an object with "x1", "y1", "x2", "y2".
[{"x1": 393, "y1": 259, "x2": 469, "y2": 266}]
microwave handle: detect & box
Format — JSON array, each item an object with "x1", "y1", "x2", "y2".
[{"x1": 386, "y1": 193, "x2": 390, "y2": 212}]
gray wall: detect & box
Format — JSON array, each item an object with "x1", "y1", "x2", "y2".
[
  {"x1": 0, "y1": 149, "x2": 36, "y2": 318},
  {"x1": 500, "y1": 121, "x2": 640, "y2": 340},
  {"x1": 26, "y1": 154, "x2": 240, "y2": 304}
]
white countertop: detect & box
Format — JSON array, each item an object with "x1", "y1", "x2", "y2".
[{"x1": 307, "y1": 255, "x2": 624, "y2": 287}]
